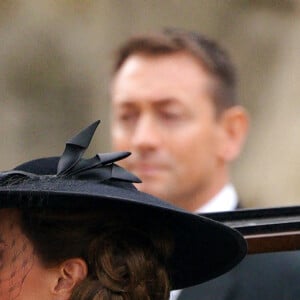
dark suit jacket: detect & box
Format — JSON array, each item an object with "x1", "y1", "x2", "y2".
[{"x1": 178, "y1": 251, "x2": 300, "y2": 300}]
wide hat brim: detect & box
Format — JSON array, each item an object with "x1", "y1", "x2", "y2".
[{"x1": 0, "y1": 157, "x2": 247, "y2": 290}]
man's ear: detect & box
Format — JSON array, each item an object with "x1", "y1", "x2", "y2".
[
  {"x1": 52, "y1": 258, "x2": 88, "y2": 300},
  {"x1": 217, "y1": 106, "x2": 249, "y2": 162}
]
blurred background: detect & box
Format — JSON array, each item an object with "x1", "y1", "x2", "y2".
[{"x1": 0, "y1": 0, "x2": 299, "y2": 208}]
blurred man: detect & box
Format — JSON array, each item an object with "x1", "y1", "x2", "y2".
[
  {"x1": 110, "y1": 29, "x2": 300, "y2": 299},
  {"x1": 111, "y1": 29, "x2": 248, "y2": 212}
]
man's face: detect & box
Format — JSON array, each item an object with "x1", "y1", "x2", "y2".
[
  {"x1": 111, "y1": 52, "x2": 228, "y2": 210},
  {"x1": 0, "y1": 209, "x2": 52, "y2": 300}
]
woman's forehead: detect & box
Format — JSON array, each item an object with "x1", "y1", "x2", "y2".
[
  {"x1": 0, "y1": 208, "x2": 28, "y2": 259},
  {"x1": 0, "y1": 209, "x2": 20, "y2": 233},
  {"x1": 0, "y1": 209, "x2": 27, "y2": 254},
  {"x1": 0, "y1": 208, "x2": 20, "y2": 220},
  {"x1": 0, "y1": 209, "x2": 35, "y2": 300}
]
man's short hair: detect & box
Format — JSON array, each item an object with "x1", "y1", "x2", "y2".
[{"x1": 113, "y1": 28, "x2": 237, "y2": 115}]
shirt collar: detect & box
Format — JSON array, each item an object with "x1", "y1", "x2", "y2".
[{"x1": 195, "y1": 183, "x2": 238, "y2": 214}]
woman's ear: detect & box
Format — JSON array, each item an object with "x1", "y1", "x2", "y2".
[
  {"x1": 52, "y1": 258, "x2": 88, "y2": 300},
  {"x1": 218, "y1": 106, "x2": 249, "y2": 162}
]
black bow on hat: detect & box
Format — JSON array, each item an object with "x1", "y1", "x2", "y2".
[{"x1": 0, "y1": 120, "x2": 140, "y2": 186}]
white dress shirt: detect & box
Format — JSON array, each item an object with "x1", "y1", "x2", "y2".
[{"x1": 170, "y1": 184, "x2": 238, "y2": 300}]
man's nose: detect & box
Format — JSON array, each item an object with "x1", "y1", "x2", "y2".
[{"x1": 132, "y1": 115, "x2": 161, "y2": 150}]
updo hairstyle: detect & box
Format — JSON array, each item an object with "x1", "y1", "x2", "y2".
[{"x1": 20, "y1": 206, "x2": 173, "y2": 300}]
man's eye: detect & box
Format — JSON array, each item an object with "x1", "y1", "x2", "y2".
[
  {"x1": 117, "y1": 112, "x2": 139, "y2": 124},
  {"x1": 160, "y1": 111, "x2": 182, "y2": 121},
  {"x1": 120, "y1": 113, "x2": 135, "y2": 121}
]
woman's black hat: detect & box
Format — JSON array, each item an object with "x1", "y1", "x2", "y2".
[{"x1": 0, "y1": 121, "x2": 247, "y2": 290}]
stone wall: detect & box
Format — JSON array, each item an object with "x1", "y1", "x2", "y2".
[{"x1": 0, "y1": 0, "x2": 299, "y2": 208}]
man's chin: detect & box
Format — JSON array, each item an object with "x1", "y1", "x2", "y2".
[
  {"x1": 134, "y1": 182, "x2": 185, "y2": 208},
  {"x1": 134, "y1": 181, "x2": 156, "y2": 193},
  {"x1": 134, "y1": 181, "x2": 166, "y2": 199}
]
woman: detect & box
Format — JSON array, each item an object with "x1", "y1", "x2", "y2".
[{"x1": 0, "y1": 121, "x2": 246, "y2": 300}]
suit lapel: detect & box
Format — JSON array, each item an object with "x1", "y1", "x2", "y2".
[{"x1": 177, "y1": 263, "x2": 236, "y2": 300}]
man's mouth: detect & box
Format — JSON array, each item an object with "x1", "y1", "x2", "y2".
[{"x1": 132, "y1": 163, "x2": 165, "y2": 177}]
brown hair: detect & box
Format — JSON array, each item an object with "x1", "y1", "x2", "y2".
[
  {"x1": 113, "y1": 28, "x2": 237, "y2": 115},
  {"x1": 20, "y1": 207, "x2": 172, "y2": 300}
]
